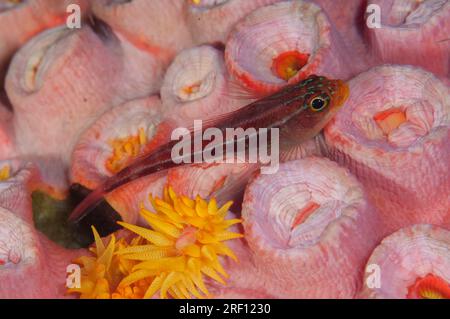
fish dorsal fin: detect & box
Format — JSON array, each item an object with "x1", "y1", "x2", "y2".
[
  {"x1": 180, "y1": 101, "x2": 266, "y2": 133},
  {"x1": 210, "y1": 163, "x2": 260, "y2": 206},
  {"x1": 224, "y1": 77, "x2": 264, "y2": 101}
]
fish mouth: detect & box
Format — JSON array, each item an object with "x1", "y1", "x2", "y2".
[{"x1": 333, "y1": 80, "x2": 350, "y2": 110}]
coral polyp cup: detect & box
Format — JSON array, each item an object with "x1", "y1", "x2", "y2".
[
  {"x1": 0, "y1": 0, "x2": 89, "y2": 81},
  {"x1": 360, "y1": 224, "x2": 450, "y2": 299},
  {"x1": 5, "y1": 20, "x2": 168, "y2": 163},
  {"x1": 313, "y1": 0, "x2": 372, "y2": 69},
  {"x1": 242, "y1": 158, "x2": 382, "y2": 298},
  {"x1": 71, "y1": 96, "x2": 165, "y2": 188},
  {"x1": 0, "y1": 101, "x2": 15, "y2": 160},
  {"x1": 186, "y1": 0, "x2": 281, "y2": 45},
  {"x1": 92, "y1": 0, "x2": 192, "y2": 65},
  {"x1": 0, "y1": 160, "x2": 38, "y2": 222},
  {"x1": 5, "y1": 25, "x2": 124, "y2": 162},
  {"x1": 168, "y1": 162, "x2": 259, "y2": 205},
  {"x1": 0, "y1": 159, "x2": 86, "y2": 298},
  {"x1": 324, "y1": 65, "x2": 450, "y2": 234},
  {"x1": 225, "y1": 0, "x2": 354, "y2": 95},
  {"x1": 366, "y1": 0, "x2": 450, "y2": 77},
  {"x1": 161, "y1": 45, "x2": 247, "y2": 123},
  {"x1": 0, "y1": 0, "x2": 448, "y2": 301},
  {"x1": 70, "y1": 96, "x2": 172, "y2": 224},
  {"x1": 0, "y1": 206, "x2": 85, "y2": 298}
]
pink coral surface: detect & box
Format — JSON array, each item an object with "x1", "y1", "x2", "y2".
[{"x1": 0, "y1": 0, "x2": 448, "y2": 299}]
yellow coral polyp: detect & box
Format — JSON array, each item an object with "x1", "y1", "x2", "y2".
[
  {"x1": 0, "y1": 165, "x2": 10, "y2": 181},
  {"x1": 105, "y1": 127, "x2": 147, "y2": 173},
  {"x1": 112, "y1": 278, "x2": 153, "y2": 299},
  {"x1": 67, "y1": 227, "x2": 146, "y2": 299},
  {"x1": 117, "y1": 186, "x2": 243, "y2": 299},
  {"x1": 68, "y1": 187, "x2": 242, "y2": 299}
]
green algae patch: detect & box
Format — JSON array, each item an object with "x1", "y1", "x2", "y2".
[
  {"x1": 32, "y1": 191, "x2": 92, "y2": 248},
  {"x1": 32, "y1": 186, "x2": 123, "y2": 249}
]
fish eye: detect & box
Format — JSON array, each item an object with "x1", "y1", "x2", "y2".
[{"x1": 309, "y1": 95, "x2": 329, "y2": 112}]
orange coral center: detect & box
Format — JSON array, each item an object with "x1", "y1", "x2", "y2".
[
  {"x1": 0, "y1": 165, "x2": 10, "y2": 181},
  {"x1": 175, "y1": 226, "x2": 198, "y2": 251},
  {"x1": 105, "y1": 128, "x2": 147, "y2": 173},
  {"x1": 291, "y1": 201, "x2": 320, "y2": 229},
  {"x1": 112, "y1": 278, "x2": 152, "y2": 299},
  {"x1": 374, "y1": 108, "x2": 407, "y2": 135},
  {"x1": 272, "y1": 51, "x2": 309, "y2": 81},
  {"x1": 182, "y1": 82, "x2": 201, "y2": 95},
  {"x1": 407, "y1": 274, "x2": 450, "y2": 299}
]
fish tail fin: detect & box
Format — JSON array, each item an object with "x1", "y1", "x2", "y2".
[
  {"x1": 68, "y1": 186, "x2": 107, "y2": 222},
  {"x1": 68, "y1": 184, "x2": 123, "y2": 242}
]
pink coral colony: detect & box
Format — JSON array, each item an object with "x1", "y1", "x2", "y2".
[{"x1": 0, "y1": 0, "x2": 448, "y2": 300}]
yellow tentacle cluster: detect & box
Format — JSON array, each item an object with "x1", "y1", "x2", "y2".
[
  {"x1": 67, "y1": 227, "x2": 146, "y2": 299},
  {"x1": 105, "y1": 127, "x2": 147, "y2": 173},
  {"x1": 68, "y1": 186, "x2": 242, "y2": 299}
]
